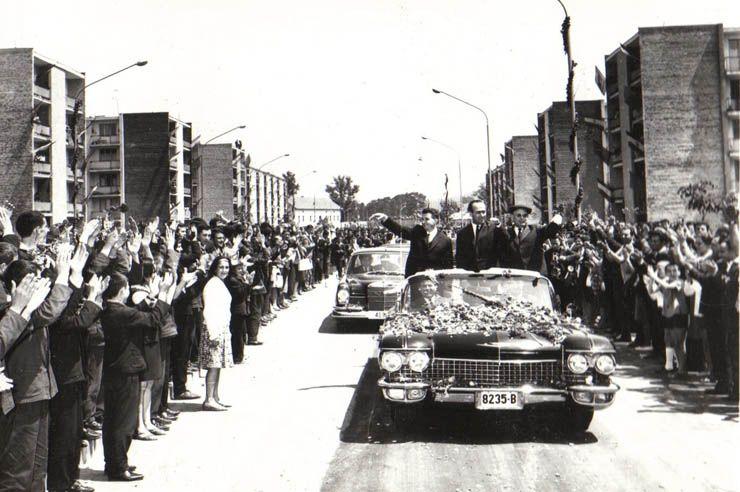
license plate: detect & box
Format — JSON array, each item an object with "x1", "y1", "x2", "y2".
[
  {"x1": 475, "y1": 391, "x2": 523, "y2": 410},
  {"x1": 367, "y1": 311, "x2": 386, "y2": 319}
]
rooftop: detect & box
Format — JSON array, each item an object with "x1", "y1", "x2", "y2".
[{"x1": 294, "y1": 196, "x2": 341, "y2": 211}]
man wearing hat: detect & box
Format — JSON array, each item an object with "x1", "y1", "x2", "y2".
[
  {"x1": 455, "y1": 199, "x2": 498, "y2": 271},
  {"x1": 494, "y1": 204, "x2": 562, "y2": 271}
]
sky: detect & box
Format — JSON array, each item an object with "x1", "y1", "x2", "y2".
[{"x1": 2, "y1": 0, "x2": 736, "y2": 206}]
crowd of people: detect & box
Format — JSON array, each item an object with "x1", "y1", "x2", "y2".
[
  {"x1": 0, "y1": 205, "x2": 389, "y2": 491},
  {"x1": 0, "y1": 198, "x2": 737, "y2": 491}
]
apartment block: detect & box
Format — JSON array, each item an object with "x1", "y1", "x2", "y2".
[
  {"x1": 85, "y1": 113, "x2": 192, "y2": 222},
  {"x1": 489, "y1": 165, "x2": 510, "y2": 218},
  {"x1": 603, "y1": 24, "x2": 739, "y2": 222},
  {"x1": 537, "y1": 100, "x2": 607, "y2": 221},
  {"x1": 0, "y1": 48, "x2": 85, "y2": 222},
  {"x1": 192, "y1": 143, "x2": 251, "y2": 220},
  {"x1": 244, "y1": 167, "x2": 287, "y2": 225}
]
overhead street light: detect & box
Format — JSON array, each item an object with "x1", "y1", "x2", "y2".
[
  {"x1": 421, "y1": 136, "x2": 463, "y2": 216},
  {"x1": 257, "y1": 153, "x2": 290, "y2": 171},
  {"x1": 202, "y1": 125, "x2": 247, "y2": 145},
  {"x1": 432, "y1": 88, "x2": 492, "y2": 214}
]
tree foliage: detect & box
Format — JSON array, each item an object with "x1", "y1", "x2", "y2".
[
  {"x1": 326, "y1": 175, "x2": 360, "y2": 221},
  {"x1": 366, "y1": 192, "x2": 428, "y2": 219},
  {"x1": 677, "y1": 180, "x2": 738, "y2": 222}
]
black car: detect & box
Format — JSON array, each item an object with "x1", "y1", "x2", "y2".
[{"x1": 377, "y1": 268, "x2": 619, "y2": 433}]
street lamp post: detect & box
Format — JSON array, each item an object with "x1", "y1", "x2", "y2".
[
  {"x1": 70, "y1": 60, "x2": 148, "y2": 219},
  {"x1": 432, "y1": 88, "x2": 492, "y2": 214},
  {"x1": 202, "y1": 124, "x2": 246, "y2": 145},
  {"x1": 421, "y1": 136, "x2": 463, "y2": 215},
  {"x1": 257, "y1": 153, "x2": 290, "y2": 171}
]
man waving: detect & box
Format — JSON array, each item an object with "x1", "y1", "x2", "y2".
[{"x1": 370, "y1": 208, "x2": 453, "y2": 278}]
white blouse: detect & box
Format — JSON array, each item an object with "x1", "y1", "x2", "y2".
[{"x1": 202, "y1": 277, "x2": 232, "y2": 340}]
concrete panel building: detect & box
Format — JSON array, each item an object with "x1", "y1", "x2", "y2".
[
  {"x1": 0, "y1": 48, "x2": 85, "y2": 222},
  {"x1": 537, "y1": 100, "x2": 607, "y2": 221},
  {"x1": 192, "y1": 143, "x2": 249, "y2": 220},
  {"x1": 603, "y1": 24, "x2": 739, "y2": 222},
  {"x1": 85, "y1": 112, "x2": 192, "y2": 222},
  {"x1": 294, "y1": 196, "x2": 341, "y2": 226}
]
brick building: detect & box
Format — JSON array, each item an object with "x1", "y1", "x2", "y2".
[
  {"x1": 192, "y1": 143, "x2": 245, "y2": 220},
  {"x1": 0, "y1": 48, "x2": 85, "y2": 222},
  {"x1": 603, "y1": 24, "x2": 739, "y2": 222},
  {"x1": 85, "y1": 113, "x2": 193, "y2": 222},
  {"x1": 537, "y1": 100, "x2": 607, "y2": 221},
  {"x1": 489, "y1": 165, "x2": 510, "y2": 218},
  {"x1": 504, "y1": 136, "x2": 540, "y2": 221}
]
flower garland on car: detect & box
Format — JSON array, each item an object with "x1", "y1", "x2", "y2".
[{"x1": 379, "y1": 298, "x2": 589, "y2": 344}]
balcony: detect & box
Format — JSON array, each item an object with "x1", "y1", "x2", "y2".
[
  {"x1": 33, "y1": 85, "x2": 51, "y2": 102},
  {"x1": 727, "y1": 98, "x2": 740, "y2": 117},
  {"x1": 33, "y1": 162, "x2": 51, "y2": 175},
  {"x1": 726, "y1": 56, "x2": 740, "y2": 75},
  {"x1": 88, "y1": 160, "x2": 121, "y2": 171},
  {"x1": 183, "y1": 188, "x2": 191, "y2": 197},
  {"x1": 93, "y1": 186, "x2": 121, "y2": 196},
  {"x1": 67, "y1": 203, "x2": 83, "y2": 214},
  {"x1": 730, "y1": 139, "x2": 739, "y2": 158},
  {"x1": 65, "y1": 96, "x2": 81, "y2": 113},
  {"x1": 183, "y1": 164, "x2": 191, "y2": 174},
  {"x1": 34, "y1": 201, "x2": 51, "y2": 212},
  {"x1": 34, "y1": 124, "x2": 51, "y2": 139},
  {"x1": 89, "y1": 135, "x2": 120, "y2": 146},
  {"x1": 66, "y1": 168, "x2": 84, "y2": 180},
  {"x1": 169, "y1": 134, "x2": 177, "y2": 146}
]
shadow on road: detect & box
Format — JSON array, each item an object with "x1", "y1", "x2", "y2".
[
  {"x1": 338, "y1": 358, "x2": 598, "y2": 446},
  {"x1": 613, "y1": 341, "x2": 738, "y2": 421},
  {"x1": 318, "y1": 314, "x2": 381, "y2": 335}
]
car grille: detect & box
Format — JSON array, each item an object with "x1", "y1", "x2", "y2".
[
  {"x1": 367, "y1": 285, "x2": 396, "y2": 311},
  {"x1": 427, "y1": 358, "x2": 562, "y2": 388}
]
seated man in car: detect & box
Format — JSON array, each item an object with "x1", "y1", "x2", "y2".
[
  {"x1": 411, "y1": 275, "x2": 451, "y2": 310},
  {"x1": 353, "y1": 254, "x2": 375, "y2": 273}
]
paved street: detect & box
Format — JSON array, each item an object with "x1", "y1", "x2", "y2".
[{"x1": 83, "y1": 278, "x2": 738, "y2": 492}]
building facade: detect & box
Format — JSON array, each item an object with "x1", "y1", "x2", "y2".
[
  {"x1": 293, "y1": 196, "x2": 341, "y2": 226},
  {"x1": 537, "y1": 100, "x2": 607, "y2": 221},
  {"x1": 603, "y1": 24, "x2": 739, "y2": 222},
  {"x1": 0, "y1": 48, "x2": 85, "y2": 223},
  {"x1": 85, "y1": 113, "x2": 192, "y2": 222},
  {"x1": 192, "y1": 143, "x2": 248, "y2": 220}
]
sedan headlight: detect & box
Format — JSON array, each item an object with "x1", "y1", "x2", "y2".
[
  {"x1": 594, "y1": 354, "x2": 616, "y2": 375},
  {"x1": 336, "y1": 287, "x2": 350, "y2": 305},
  {"x1": 407, "y1": 351, "x2": 430, "y2": 372},
  {"x1": 380, "y1": 352, "x2": 404, "y2": 372},
  {"x1": 567, "y1": 353, "x2": 589, "y2": 374}
]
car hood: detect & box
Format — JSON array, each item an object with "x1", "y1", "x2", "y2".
[{"x1": 379, "y1": 329, "x2": 614, "y2": 359}]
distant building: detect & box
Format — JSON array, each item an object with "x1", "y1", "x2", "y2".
[
  {"x1": 293, "y1": 196, "x2": 341, "y2": 226},
  {"x1": 603, "y1": 24, "x2": 739, "y2": 222},
  {"x1": 0, "y1": 48, "x2": 85, "y2": 222},
  {"x1": 85, "y1": 113, "x2": 193, "y2": 222},
  {"x1": 537, "y1": 100, "x2": 606, "y2": 221}
]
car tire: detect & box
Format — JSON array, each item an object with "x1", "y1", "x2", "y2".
[{"x1": 560, "y1": 402, "x2": 594, "y2": 434}]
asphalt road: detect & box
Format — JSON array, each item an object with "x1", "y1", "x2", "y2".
[{"x1": 84, "y1": 277, "x2": 738, "y2": 492}]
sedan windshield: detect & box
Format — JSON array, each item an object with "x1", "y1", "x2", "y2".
[
  {"x1": 347, "y1": 252, "x2": 407, "y2": 275},
  {"x1": 403, "y1": 274, "x2": 554, "y2": 311}
]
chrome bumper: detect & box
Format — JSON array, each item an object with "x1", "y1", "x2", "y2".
[
  {"x1": 332, "y1": 306, "x2": 387, "y2": 320},
  {"x1": 378, "y1": 378, "x2": 619, "y2": 409}
]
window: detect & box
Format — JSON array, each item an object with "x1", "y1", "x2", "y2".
[
  {"x1": 95, "y1": 173, "x2": 119, "y2": 187},
  {"x1": 731, "y1": 80, "x2": 740, "y2": 111},
  {"x1": 732, "y1": 119, "x2": 740, "y2": 141},
  {"x1": 34, "y1": 179, "x2": 51, "y2": 202},
  {"x1": 99, "y1": 148, "x2": 119, "y2": 161},
  {"x1": 99, "y1": 123, "x2": 117, "y2": 136}
]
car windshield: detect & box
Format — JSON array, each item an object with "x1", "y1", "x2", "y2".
[
  {"x1": 402, "y1": 274, "x2": 554, "y2": 311},
  {"x1": 347, "y1": 252, "x2": 407, "y2": 275}
]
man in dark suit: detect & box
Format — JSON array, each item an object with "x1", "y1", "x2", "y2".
[
  {"x1": 455, "y1": 199, "x2": 497, "y2": 271},
  {"x1": 370, "y1": 208, "x2": 453, "y2": 278},
  {"x1": 495, "y1": 204, "x2": 562, "y2": 272},
  {"x1": 100, "y1": 272, "x2": 173, "y2": 482}
]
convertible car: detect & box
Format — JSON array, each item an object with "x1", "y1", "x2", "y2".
[
  {"x1": 377, "y1": 268, "x2": 619, "y2": 433},
  {"x1": 332, "y1": 244, "x2": 409, "y2": 325}
]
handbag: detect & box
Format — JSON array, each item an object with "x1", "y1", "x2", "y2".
[
  {"x1": 271, "y1": 269, "x2": 284, "y2": 289},
  {"x1": 298, "y1": 258, "x2": 313, "y2": 272}
]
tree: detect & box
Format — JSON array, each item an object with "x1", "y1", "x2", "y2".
[
  {"x1": 439, "y1": 199, "x2": 460, "y2": 225},
  {"x1": 283, "y1": 171, "x2": 299, "y2": 219},
  {"x1": 677, "y1": 180, "x2": 738, "y2": 223},
  {"x1": 326, "y1": 175, "x2": 360, "y2": 221}
]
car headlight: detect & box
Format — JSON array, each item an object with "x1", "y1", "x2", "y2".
[
  {"x1": 380, "y1": 352, "x2": 404, "y2": 372},
  {"x1": 567, "y1": 353, "x2": 589, "y2": 374},
  {"x1": 407, "y1": 351, "x2": 430, "y2": 372},
  {"x1": 336, "y1": 287, "x2": 349, "y2": 305},
  {"x1": 594, "y1": 354, "x2": 616, "y2": 375}
]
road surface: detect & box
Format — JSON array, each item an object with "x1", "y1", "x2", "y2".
[{"x1": 84, "y1": 278, "x2": 738, "y2": 492}]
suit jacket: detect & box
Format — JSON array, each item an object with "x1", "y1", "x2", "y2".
[
  {"x1": 455, "y1": 222, "x2": 496, "y2": 272},
  {"x1": 101, "y1": 299, "x2": 169, "y2": 376},
  {"x1": 382, "y1": 218, "x2": 453, "y2": 278},
  {"x1": 495, "y1": 222, "x2": 560, "y2": 272},
  {"x1": 49, "y1": 287, "x2": 103, "y2": 386}
]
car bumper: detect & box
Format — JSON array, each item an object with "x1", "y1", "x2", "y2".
[
  {"x1": 378, "y1": 378, "x2": 620, "y2": 410},
  {"x1": 332, "y1": 306, "x2": 387, "y2": 320}
]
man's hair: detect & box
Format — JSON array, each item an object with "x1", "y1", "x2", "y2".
[
  {"x1": 211, "y1": 226, "x2": 225, "y2": 238},
  {"x1": 103, "y1": 272, "x2": 129, "y2": 301},
  {"x1": 197, "y1": 224, "x2": 211, "y2": 234},
  {"x1": 0, "y1": 242, "x2": 18, "y2": 266},
  {"x1": 15, "y1": 211, "x2": 46, "y2": 239},
  {"x1": 420, "y1": 208, "x2": 439, "y2": 220},
  {"x1": 467, "y1": 199, "x2": 485, "y2": 213},
  {"x1": 3, "y1": 260, "x2": 37, "y2": 292}
]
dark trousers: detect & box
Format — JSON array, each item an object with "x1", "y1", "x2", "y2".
[
  {"x1": 83, "y1": 343, "x2": 104, "y2": 423},
  {"x1": 48, "y1": 382, "x2": 84, "y2": 491},
  {"x1": 247, "y1": 294, "x2": 264, "y2": 343},
  {"x1": 172, "y1": 309, "x2": 199, "y2": 395},
  {"x1": 230, "y1": 314, "x2": 247, "y2": 362},
  {"x1": 704, "y1": 306, "x2": 725, "y2": 383},
  {"x1": 102, "y1": 373, "x2": 139, "y2": 475},
  {"x1": 0, "y1": 399, "x2": 49, "y2": 491},
  {"x1": 648, "y1": 300, "x2": 665, "y2": 358},
  {"x1": 152, "y1": 338, "x2": 172, "y2": 414},
  {"x1": 723, "y1": 309, "x2": 739, "y2": 396}
]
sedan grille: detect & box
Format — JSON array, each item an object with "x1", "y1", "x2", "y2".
[
  {"x1": 367, "y1": 285, "x2": 396, "y2": 311},
  {"x1": 427, "y1": 358, "x2": 562, "y2": 388}
]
